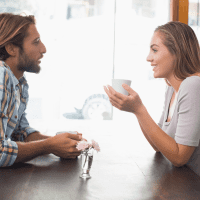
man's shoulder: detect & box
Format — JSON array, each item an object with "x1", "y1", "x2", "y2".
[
  {"x1": 0, "y1": 60, "x2": 7, "y2": 70},
  {"x1": 0, "y1": 61, "x2": 15, "y2": 85},
  {"x1": 0, "y1": 61, "x2": 9, "y2": 79}
]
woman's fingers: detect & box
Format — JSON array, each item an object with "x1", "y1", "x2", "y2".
[
  {"x1": 104, "y1": 83, "x2": 143, "y2": 114},
  {"x1": 110, "y1": 99, "x2": 121, "y2": 109},
  {"x1": 106, "y1": 85, "x2": 124, "y2": 100},
  {"x1": 104, "y1": 85, "x2": 111, "y2": 97},
  {"x1": 104, "y1": 85, "x2": 125, "y2": 106}
]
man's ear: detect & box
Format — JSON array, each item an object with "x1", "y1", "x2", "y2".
[{"x1": 5, "y1": 43, "x2": 19, "y2": 57}]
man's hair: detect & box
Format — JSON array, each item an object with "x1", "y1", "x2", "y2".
[
  {"x1": 0, "y1": 13, "x2": 35, "y2": 61},
  {"x1": 155, "y1": 21, "x2": 200, "y2": 80}
]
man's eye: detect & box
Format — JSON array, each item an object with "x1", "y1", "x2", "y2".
[{"x1": 34, "y1": 39, "x2": 40, "y2": 44}]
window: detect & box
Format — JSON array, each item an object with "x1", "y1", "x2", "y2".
[
  {"x1": 26, "y1": 0, "x2": 115, "y2": 128},
  {"x1": 1, "y1": 0, "x2": 170, "y2": 132},
  {"x1": 113, "y1": 0, "x2": 169, "y2": 121},
  {"x1": 189, "y1": 0, "x2": 200, "y2": 41}
]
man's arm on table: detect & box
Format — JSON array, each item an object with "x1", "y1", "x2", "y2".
[
  {"x1": 15, "y1": 133, "x2": 82, "y2": 163},
  {"x1": 24, "y1": 131, "x2": 83, "y2": 142},
  {"x1": 24, "y1": 131, "x2": 51, "y2": 142},
  {"x1": 15, "y1": 111, "x2": 82, "y2": 163}
]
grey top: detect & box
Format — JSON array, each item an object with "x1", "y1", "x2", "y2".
[{"x1": 158, "y1": 76, "x2": 200, "y2": 176}]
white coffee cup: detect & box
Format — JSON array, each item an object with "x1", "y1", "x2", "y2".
[
  {"x1": 112, "y1": 79, "x2": 132, "y2": 96},
  {"x1": 56, "y1": 131, "x2": 77, "y2": 135}
]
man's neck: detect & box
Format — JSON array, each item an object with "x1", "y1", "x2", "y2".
[{"x1": 5, "y1": 59, "x2": 24, "y2": 80}]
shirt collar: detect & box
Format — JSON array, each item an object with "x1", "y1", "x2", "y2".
[
  {"x1": 3, "y1": 61, "x2": 27, "y2": 86},
  {"x1": 19, "y1": 76, "x2": 27, "y2": 85}
]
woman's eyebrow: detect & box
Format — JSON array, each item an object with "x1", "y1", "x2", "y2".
[{"x1": 150, "y1": 44, "x2": 159, "y2": 48}]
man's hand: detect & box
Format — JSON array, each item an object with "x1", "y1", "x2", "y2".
[
  {"x1": 15, "y1": 132, "x2": 83, "y2": 164},
  {"x1": 76, "y1": 131, "x2": 87, "y2": 141},
  {"x1": 48, "y1": 133, "x2": 82, "y2": 159}
]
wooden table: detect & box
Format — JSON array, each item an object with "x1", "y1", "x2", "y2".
[{"x1": 1, "y1": 120, "x2": 200, "y2": 200}]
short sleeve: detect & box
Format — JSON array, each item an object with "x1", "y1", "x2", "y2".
[{"x1": 175, "y1": 77, "x2": 200, "y2": 146}]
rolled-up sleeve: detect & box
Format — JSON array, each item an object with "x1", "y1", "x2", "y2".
[
  {"x1": 0, "y1": 134, "x2": 18, "y2": 167},
  {"x1": 0, "y1": 116, "x2": 18, "y2": 167}
]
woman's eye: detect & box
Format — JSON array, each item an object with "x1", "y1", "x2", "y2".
[{"x1": 152, "y1": 49, "x2": 157, "y2": 53}]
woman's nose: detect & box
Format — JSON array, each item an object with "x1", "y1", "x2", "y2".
[{"x1": 146, "y1": 52, "x2": 152, "y2": 62}]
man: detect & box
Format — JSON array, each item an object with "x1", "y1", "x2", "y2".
[{"x1": 0, "y1": 13, "x2": 82, "y2": 167}]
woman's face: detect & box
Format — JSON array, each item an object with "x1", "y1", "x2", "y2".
[{"x1": 146, "y1": 31, "x2": 176, "y2": 80}]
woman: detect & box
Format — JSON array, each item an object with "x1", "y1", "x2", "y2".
[{"x1": 104, "y1": 21, "x2": 200, "y2": 176}]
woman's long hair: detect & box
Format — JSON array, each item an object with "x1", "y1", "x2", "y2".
[{"x1": 155, "y1": 21, "x2": 200, "y2": 81}]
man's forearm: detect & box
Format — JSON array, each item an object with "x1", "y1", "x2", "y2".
[
  {"x1": 24, "y1": 131, "x2": 51, "y2": 142},
  {"x1": 15, "y1": 132, "x2": 82, "y2": 164},
  {"x1": 15, "y1": 138, "x2": 51, "y2": 163}
]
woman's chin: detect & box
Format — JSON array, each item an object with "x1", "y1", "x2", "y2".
[
  {"x1": 153, "y1": 73, "x2": 159, "y2": 78},
  {"x1": 153, "y1": 72, "x2": 162, "y2": 79}
]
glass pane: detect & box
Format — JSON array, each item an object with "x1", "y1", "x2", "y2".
[
  {"x1": 0, "y1": 0, "x2": 115, "y2": 130},
  {"x1": 114, "y1": 0, "x2": 170, "y2": 122},
  {"x1": 189, "y1": 0, "x2": 200, "y2": 41},
  {"x1": 0, "y1": 0, "x2": 170, "y2": 131}
]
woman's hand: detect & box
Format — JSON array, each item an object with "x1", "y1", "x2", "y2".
[{"x1": 104, "y1": 84, "x2": 144, "y2": 115}]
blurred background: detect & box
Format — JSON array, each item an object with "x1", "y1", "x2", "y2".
[{"x1": 0, "y1": 0, "x2": 199, "y2": 134}]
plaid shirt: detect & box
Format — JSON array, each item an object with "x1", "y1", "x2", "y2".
[{"x1": 0, "y1": 61, "x2": 37, "y2": 167}]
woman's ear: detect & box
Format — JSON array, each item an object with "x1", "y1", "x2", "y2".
[{"x1": 5, "y1": 43, "x2": 19, "y2": 57}]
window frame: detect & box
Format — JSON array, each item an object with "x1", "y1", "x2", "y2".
[{"x1": 170, "y1": 0, "x2": 189, "y2": 24}]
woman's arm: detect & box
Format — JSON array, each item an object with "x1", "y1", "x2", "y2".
[
  {"x1": 104, "y1": 84, "x2": 196, "y2": 167},
  {"x1": 136, "y1": 106, "x2": 195, "y2": 167},
  {"x1": 138, "y1": 121, "x2": 160, "y2": 152}
]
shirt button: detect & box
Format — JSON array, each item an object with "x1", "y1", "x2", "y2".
[{"x1": 15, "y1": 115, "x2": 17, "y2": 119}]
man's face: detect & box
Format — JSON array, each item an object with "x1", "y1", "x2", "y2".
[{"x1": 17, "y1": 24, "x2": 46, "y2": 73}]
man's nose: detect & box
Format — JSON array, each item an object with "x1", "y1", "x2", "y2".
[{"x1": 41, "y1": 42, "x2": 47, "y2": 54}]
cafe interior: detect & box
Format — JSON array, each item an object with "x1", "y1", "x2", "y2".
[{"x1": 1, "y1": 0, "x2": 200, "y2": 199}]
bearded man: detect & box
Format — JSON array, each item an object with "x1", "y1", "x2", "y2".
[{"x1": 0, "y1": 13, "x2": 81, "y2": 167}]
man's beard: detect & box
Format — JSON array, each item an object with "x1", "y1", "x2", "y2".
[{"x1": 17, "y1": 50, "x2": 41, "y2": 74}]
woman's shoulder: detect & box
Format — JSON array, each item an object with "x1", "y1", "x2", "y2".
[{"x1": 179, "y1": 76, "x2": 200, "y2": 94}]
